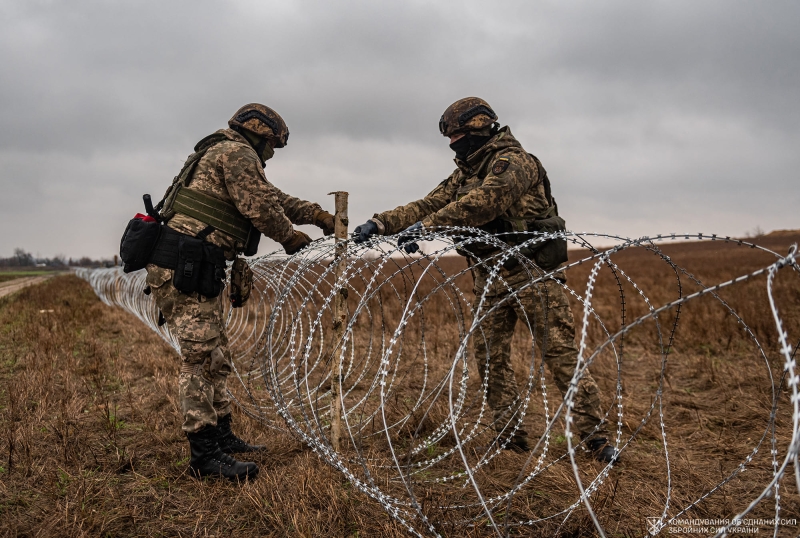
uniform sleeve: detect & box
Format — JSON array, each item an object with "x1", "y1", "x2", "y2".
[
  {"x1": 274, "y1": 190, "x2": 323, "y2": 225},
  {"x1": 220, "y1": 145, "x2": 295, "y2": 244},
  {"x1": 421, "y1": 156, "x2": 535, "y2": 229},
  {"x1": 373, "y1": 172, "x2": 459, "y2": 234}
]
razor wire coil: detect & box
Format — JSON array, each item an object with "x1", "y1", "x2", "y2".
[{"x1": 76, "y1": 229, "x2": 800, "y2": 538}]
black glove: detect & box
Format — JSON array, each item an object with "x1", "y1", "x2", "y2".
[
  {"x1": 352, "y1": 220, "x2": 378, "y2": 244},
  {"x1": 397, "y1": 222, "x2": 423, "y2": 254}
]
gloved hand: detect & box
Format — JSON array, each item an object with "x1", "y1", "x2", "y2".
[
  {"x1": 353, "y1": 220, "x2": 378, "y2": 244},
  {"x1": 313, "y1": 209, "x2": 335, "y2": 236},
  {"x1": 281, "y1": 229, "x2": 312, "y2": 255},
  {"x1": 397, "y1": 221, "x2": 423, "y2": 254}
]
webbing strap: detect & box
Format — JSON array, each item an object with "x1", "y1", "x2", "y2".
[
  {"x1": 529, "y1": 153, "x2": 554, "y2": 208},
  {"x1": 180, "y1": 362, "x2": 204, "y2": 376},
  {"x1": 173, "y1": 189, "x2": 252, "y2": 243},
  {"x1": 196, "y1": 225, "x2": 215, "y2": 241},
  {"x1": 155, "y1": 133, "x2": 228, "y2": 215}
]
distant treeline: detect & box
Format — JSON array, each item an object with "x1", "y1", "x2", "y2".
[{"x1": 0, "y1": 248, "x2": 117, "y2": 269}]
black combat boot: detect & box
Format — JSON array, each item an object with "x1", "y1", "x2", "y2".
[
  {"x1": 187, "y1": 425, "x2": 259, "y2": 482},
  {"x1": 585, "y1": 437, "x2": 619, "y2": 464},
  {"x1": 215, "y1": 413, "x2": 266, "y2": 454}
]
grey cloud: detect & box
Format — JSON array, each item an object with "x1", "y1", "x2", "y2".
[{"x1": 0, "y1": 0, "x2": 797, "y2": 258}]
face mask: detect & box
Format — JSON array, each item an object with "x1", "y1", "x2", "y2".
[
  {"x1": 449, "y1": 133, "x2": 491, "y2": 161},
  {"x1": 259, "y1": 143, "x2": 275, "y2": 164},
  {"x1": 241, "y1": 130, "x2": 275, "y2": 166},
  {"x1": 449, "y1": 136, "x2": 472, "y2": 160}
]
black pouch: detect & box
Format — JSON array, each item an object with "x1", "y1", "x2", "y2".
[
  {"x1": 529, "y1": 215, "x2": 568, "y2": 271},
  {"x1": 242, "y1": 226, "x2": 261, "y2": 257},
  {"x1": 173, "y1": 235, "x2": 204, "y2": 294},
  {"x1": 120, "y1": 218, "x2": 162, "y2": 273},
  {"x1": 197, "y1": 243, "x2": 227, "y2": 298}
]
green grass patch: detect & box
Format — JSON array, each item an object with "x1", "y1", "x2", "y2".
[{"x1": 0, "y1": 271, "x2": 58, "y2": 283}]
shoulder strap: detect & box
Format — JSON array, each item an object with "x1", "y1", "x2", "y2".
[
  {"x1": 528, "y1": 153, "x2": 559, "y2": 218},
  {"x1": 528, "y1": 153, "x2": 554, "y2": 206},
  {"x1": 194, "y1": 132, "x2": 229, "y2": 153},
  {"x1": 154, "y1": 133, "x2": 228, "y2": 216}
]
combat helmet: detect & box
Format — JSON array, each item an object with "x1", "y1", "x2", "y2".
[
  {"x1": 228, "y1": 103, "x2": 289, "y2": 148},
  {"x1": 438, "y1": 97, "x2": 498, "y2": 137}
]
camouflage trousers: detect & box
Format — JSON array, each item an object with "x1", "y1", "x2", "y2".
[
  {"x1": 145, "y1": 264, "x2": 232, "y2": 433},
  {"x1": 472, "y1": 264, "x2": 606, "y2": 439}
]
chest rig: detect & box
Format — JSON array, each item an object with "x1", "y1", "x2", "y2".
[
  {"x1": 156, "y1": 133, "x2": 261, "y2": 256},
  {"x1": 455, "y1": 152, "x2": 568, "y2": 271}
]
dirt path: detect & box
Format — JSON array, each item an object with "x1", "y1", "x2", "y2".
[{"x1": 0, "y1": 274, "x2": 55, "y2": 298}]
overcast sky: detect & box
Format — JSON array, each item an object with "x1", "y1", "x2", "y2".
[{"x1": 1, "y1": 0, "x2": 798, "y2": 259}]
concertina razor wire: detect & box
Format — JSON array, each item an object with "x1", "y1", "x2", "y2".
[{"x1": 76, "y1": 228, "x2": 799, "y2": 538}]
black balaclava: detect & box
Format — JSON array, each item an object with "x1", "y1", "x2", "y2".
[{"x1": 449, "y1": 125, "x2": 499, "y2": 161}]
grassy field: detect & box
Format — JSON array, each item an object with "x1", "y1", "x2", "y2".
[
  {"x1": 0, "y1": 270, "x2": 60, "y2": 284},
  {"x1": 0, "y1": 233, "x2": 798, "y2": 537}
]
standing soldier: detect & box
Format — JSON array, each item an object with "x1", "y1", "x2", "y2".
[
  {"x1": 144, "y1": 103, "x2": 335, "y2": 481},
  {"x1": 353, "y1": 97, "x2": 616, "y2": 463}
]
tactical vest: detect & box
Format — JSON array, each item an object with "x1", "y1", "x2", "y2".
[
  {"x1": 520, "y1": 153, "x2": 560, "y2": 227},
  {"x1": 457, "y1": 153, "x2": 568, "y2": 270},
  {"x1": 155, "y1": 133, "x2": 261, "y2": 256},
  {"x1": 452, "y1": 153, "x2": 557, "y2": 233}
]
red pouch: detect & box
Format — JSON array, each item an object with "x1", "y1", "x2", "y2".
[{"x1": 134, "y1": 213, "x2": 157, "y2": 223}]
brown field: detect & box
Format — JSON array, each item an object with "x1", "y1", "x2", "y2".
[{"x1": 1, "y1": 232, "x2": 799, "y2": 537}]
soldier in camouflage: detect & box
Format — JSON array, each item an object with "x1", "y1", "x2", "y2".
[
  {"x1": 147, "y1": 103, "x2": 335, "y2": 482},
  {"x1": 353, "y1": 97, "x2": 617, "y2": 463}
]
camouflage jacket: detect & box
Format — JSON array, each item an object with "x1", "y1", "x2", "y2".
[
  {"x1": 373, "y1": 127, "x2": 551, "y2": 236},
  {"x1": 167, "y1": 128, "x2": 322, "y2": 257}
]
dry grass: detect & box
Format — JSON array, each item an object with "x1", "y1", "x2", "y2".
[
  {"x1": 0, "y1": 276, "x2": 410, "y2": 537},
  {"x1": 0, "y1": 232, "x2": 798, "y2": 537}
]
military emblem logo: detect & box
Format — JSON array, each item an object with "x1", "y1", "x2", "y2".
[
  {"x1": 646, "y1": 517, "x2": 661, "y2": 535},
  {"x1": 492, "y1": 158, "x2": 510, "y2": 175}
]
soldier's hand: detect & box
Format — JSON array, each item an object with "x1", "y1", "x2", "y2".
[
  {"x1": 352, "y1": 220, "x2": 378, "y2": 244},
  {"x1": 397, "y1": 221, "x2": 423, "y2": 254},
  {"x1": 313, "y1": 210, "x2": 335, "y2": 236},
  {"x1": 281, "y1": 229, "x2": 312, "y2": 255}
]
